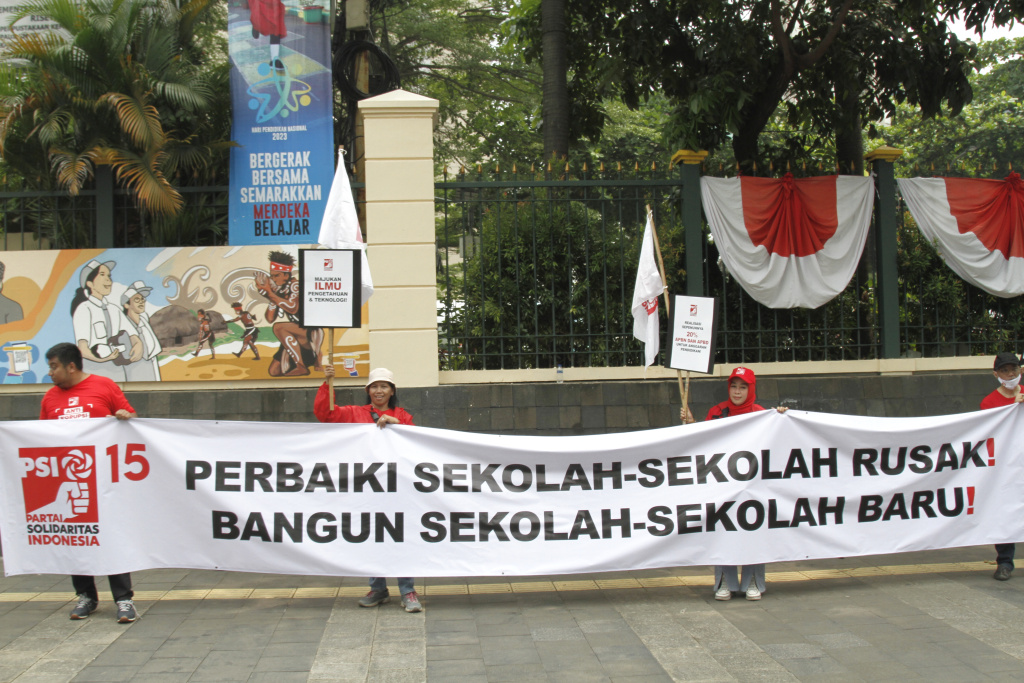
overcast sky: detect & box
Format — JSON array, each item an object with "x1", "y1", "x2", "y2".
[{"x1": 950, "y1": 19, "x2": 1023, "y2": 41}]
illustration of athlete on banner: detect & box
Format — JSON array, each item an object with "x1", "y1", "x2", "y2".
[{"x1": 227, "y1": 0, "x2": 334, "y2": 245}]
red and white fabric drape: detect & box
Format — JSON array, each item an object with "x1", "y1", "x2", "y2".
[
  {"x1": 701, "y1": 174, "x2": 875, "y2": 309},
  {"x1": 898, "y1": 174, "x2": 1024, "y2": 297}
]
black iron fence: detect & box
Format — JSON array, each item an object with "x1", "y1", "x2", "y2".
[
  {"x1": 436, "y1": 162, "x2": 1024, "y2": 370},
  {"x1": 3, "y1": 164, "x2": 1023, "y2": 370},
  {"x1": 0, "y1": 185, "x2": 230, "y2": 250}
]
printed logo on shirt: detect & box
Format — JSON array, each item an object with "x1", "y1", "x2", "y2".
[
  {"x1": 18, "y1": 447, "x2": 101, "y2": 546},
  {"x1": 69, "y1": 397, "x2": 79, "y2": 407}
]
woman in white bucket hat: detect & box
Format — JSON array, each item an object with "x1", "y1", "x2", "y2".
[{"x1": 314, "y1": 365, "x2": 421, "y2": 613}]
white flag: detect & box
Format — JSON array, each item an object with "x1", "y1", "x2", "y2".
[
  {"x1": 318, "y1": 148, "x2": 374, "y2": 307},
  {"x1": 631, "y1": 213, "x2": 663, "y2": 366}
]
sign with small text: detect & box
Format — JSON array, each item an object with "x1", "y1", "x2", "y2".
[
  {"x1": 665, "y1": 295, "x2": 718, "y2": 373},
  {"x1": 299, "y1": 248, "x2": 360, "y2": 328}
]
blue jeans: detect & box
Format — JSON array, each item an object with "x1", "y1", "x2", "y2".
[
  {"x1": 369, "y1": 577, "x2": 414, "y2": 595},
  {"x1": 996, "y1": 544, "x2": 1015, "y2": 569},
  {"x1": 714, "y1": 565, "x2": 765, "y2": 593}
]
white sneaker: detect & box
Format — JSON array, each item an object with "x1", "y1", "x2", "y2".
[
  {"x1": 714, "y1": 586, "x2": 731, "y2": 601},
  {"x1": 745, "y1": 585, "x2": 762, "y2": 601}
]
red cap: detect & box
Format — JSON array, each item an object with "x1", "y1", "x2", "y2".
[{"x1": 728, "y1": 366, "x2": 756, "y2": 385}]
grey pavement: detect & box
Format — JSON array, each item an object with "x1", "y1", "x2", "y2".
[{"x1": 1, "y1": 546, "x2": 1024, "y2": 682}]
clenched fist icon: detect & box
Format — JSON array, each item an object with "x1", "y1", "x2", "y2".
[{"x1": 35, "y1": 481, "x2": 91, "y2": 519}]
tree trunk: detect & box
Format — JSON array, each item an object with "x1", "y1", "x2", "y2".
[
  {"x1": 541, "y1": 0, "x2": 569, "y2": 161},
  {"x1": 835, "y1": 87, "x2": 864, "y2": 175}
]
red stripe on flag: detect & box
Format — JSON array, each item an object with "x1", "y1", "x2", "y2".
[
  {"x1": 740, "y1": 174, "x2": 838, "y2": 257},
  {"x1": 944, "y1": 174, "x2": 1024, "y2": 259}
]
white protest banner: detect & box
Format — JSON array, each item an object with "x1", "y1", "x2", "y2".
[
  {"x1": 1, "y1": 408, "x2": 1023, "y2": 578},
  {"x1": 665, "y1": 295, "x2": 718, "y2": 374},
  {"x1": 299, "y1": 248, "x2": 360, "y2": 328}
]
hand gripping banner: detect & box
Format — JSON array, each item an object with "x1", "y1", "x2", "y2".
[
  {"x1": 701, "y1": 174, "x2": 874, "y2": 309},
  {"x1": 1, "y1": 408, "x2": 1022, "y2": 578},
  {"x1": 898, "y1": 174, "x2": 1024, "y2": 297}
]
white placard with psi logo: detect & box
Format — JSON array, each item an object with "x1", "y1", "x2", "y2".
[
  {"x1": 665, "y1": 295, "x2": 718, "y2": 374},
  {"x1": 299, "y1": 249, "x2": 361, "y2": 328}
]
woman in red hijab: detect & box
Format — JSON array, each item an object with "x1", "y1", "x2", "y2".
[{"x1": 681, "y1": 367, "x2": 786, "y2": 601}]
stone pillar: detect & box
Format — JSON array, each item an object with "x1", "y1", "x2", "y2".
[
  {"x1": 671, "y1": 149, "x2": 709, "y2": 296},
  {"x1": 865, "y1": 145, "x2": 903, "y2": 360},
  {"x1": 358, "y1": 90, "x2": 440, "y2": 388}
]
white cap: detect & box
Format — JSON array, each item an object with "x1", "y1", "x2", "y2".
[
  {"x1": 80, "y1": 259, "x2": 116, "y2": 288},
  {"x1": 120, "y1": 280, "x2": 153, "y2": 305},
  {"x1": 364, "y1": 367, "x2": 396, "y2": 389}
]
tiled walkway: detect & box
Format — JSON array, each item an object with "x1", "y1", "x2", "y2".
[{"x1": 2, "y1": 546, "x2": 1023, "y2": 682}]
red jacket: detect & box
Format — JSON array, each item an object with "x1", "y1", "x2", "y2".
[{"x1": 314, "y1": 382, "x2": 414, "y2": 425}]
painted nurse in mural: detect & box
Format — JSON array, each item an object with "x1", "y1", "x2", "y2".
[
  {"x1": 120, "y1": 281, "x2": 162, "y2": 381},
  {"x1": 254, "y1": 250, "x2": 323, "y2": 377},
  {"x1": 70, "y1": 259, "x2": 141, "y2": 382}
]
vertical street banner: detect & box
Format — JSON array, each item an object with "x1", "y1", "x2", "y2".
[{"x1": 227, "y1": 0, "x2": 335, "y2": 245}]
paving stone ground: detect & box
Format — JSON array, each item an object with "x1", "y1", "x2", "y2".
[{"x1": 2, "y1": 546, "x2": 1023, "y2": 682}]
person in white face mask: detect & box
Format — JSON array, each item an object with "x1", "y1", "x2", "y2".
[{"x1": 980, "y1": 351, "x2": 1024, "y2": 581}]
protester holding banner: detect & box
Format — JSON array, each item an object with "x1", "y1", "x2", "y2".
[
  {"x1": 39, "y1": 342, "x2": 138, "y2": 623},
  {"x1": 313, "y1": 365, "x2": 421, "y2": 611},
  {"x1": 691, "y1": 367, "x2": 787, "y2": 601},
  {"x1": 981, "y1": 351, "x2": 1024, "y2": 581}
]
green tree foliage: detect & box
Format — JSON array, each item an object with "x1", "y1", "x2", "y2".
[
  {"x1": 507, "y1": 0, "x2": 1001, "y2": 171},
  {"x1": 0, "y1": 0, "x2": 231, "y2": 213},
  {"x1": 878, "y1": 37, "x2": 1024, "y2": 175},
  {"x1": 442, "y1": 197, "x2": 671, "y2": 369}
]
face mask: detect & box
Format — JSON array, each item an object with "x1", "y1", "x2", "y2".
[{"x1": 999, "y1": 374, "x2": 1021, "y2": 390}]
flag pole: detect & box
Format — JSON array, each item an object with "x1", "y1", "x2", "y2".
[
  {"x1": 324, "y1": 144, "x2": 347, "y2": 411},
  {"x1": 645, "y1": 205, "x2": 690, "y2": 421},
  {"x1": 327, "y1": 328, "x2": 335, "y2": 410}
]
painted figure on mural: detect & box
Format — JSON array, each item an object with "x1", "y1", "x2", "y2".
[
  {"x1": 249, "y1": 0, "x2": 286, "y2": 70},
  {"x1": 194, "y1": 309, "x2": 216, "y2": 358},
  {"x1": 70, "y1": 259, "x2": 141, "y2": 382},
  {"x1": 254, "y1": 250, "x2": 323, "y2": 377},
  {"x1": 120, "y1": 281, "x2": 162, "y2": 382},
  {"x1": 227, "y1": 302, "x2": 261, "y2": 359},
  {"x1": 0, "y1": 261, "x2": 24, "y2": 325}
]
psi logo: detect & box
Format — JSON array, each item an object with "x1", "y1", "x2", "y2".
[{"x1": 19, "y1": 447, "x2": 98, "y2": 523}]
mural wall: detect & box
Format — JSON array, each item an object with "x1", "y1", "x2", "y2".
[{"x1": 0, "y1": 246, "x2": 369, "y2": 385}]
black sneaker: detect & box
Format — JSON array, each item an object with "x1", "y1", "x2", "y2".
[
  {"x1": 70, "y1": 594, "x2": 98, "y2": 619},
  {"x1": 994, "y1": 565, "x2": 1013, "y2": 581},
  {"x1": 357, "y1": 589, "x2": 389, "y2": 607},
  {"x1": 115, "y1": 599, "x2": 137, "y2": 623}
]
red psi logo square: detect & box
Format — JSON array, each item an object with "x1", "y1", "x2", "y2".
[
  {"x1": 689, "y1": 304, "x2": 698, "y2": 316},
  {"x1": 323, "y1": 258, "x2": 334, "y2": 271},
  {"x1": 18, "y1": 447, "x2": 98, "y2": 523}
]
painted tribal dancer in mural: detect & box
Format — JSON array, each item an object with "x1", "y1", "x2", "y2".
[
  {"x1": 70, "y1": 260, "x2": 141, "y2": 382},
  {"x1": 254, "y1": 251, "x2": 322, "y2": 376},
  {"x1": 227, "y1": 302, "x2": 261, "y2": 360},
  {"x1": 194, "y1": 310, "x2": 216, "y2": 359}
]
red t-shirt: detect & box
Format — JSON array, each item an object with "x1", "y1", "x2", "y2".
[
  {"x1": 40, "y1": 374, "x2": 135, "y2": 420},
  {"x1": 980, "y1": 388, "x2": 1020, "y2": 410},
  {"x1": 313, "y1": 382, "x2": 414, "y2": 425}
]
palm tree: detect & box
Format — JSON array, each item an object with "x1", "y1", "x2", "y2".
[{"x1": 0, "y1": 0, "x2": 226, "y2": 215}]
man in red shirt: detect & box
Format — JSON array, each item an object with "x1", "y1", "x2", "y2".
[
  {"x1": 980, "y1": 351, "x2": 1024, "y2": 581},
  {"x1": 40, "y1": 343, "x2": 138, "y2": 622}
]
